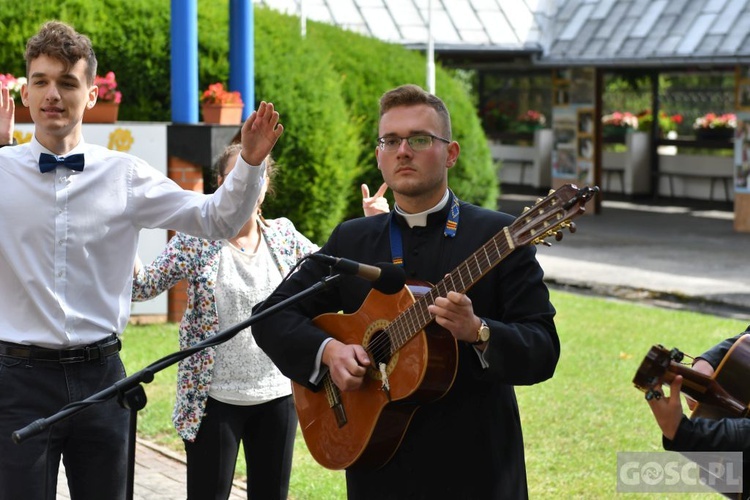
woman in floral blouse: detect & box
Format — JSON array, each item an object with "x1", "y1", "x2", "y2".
[{"x1": 132, "y1": 144, "x2": 388, "y2": 499}]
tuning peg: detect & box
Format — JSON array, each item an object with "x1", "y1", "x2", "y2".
[
  {"x1": 548, "y1": 189, "x2": 555, "y2": 195},
  {"x1": 522, "y1": 206, "x2": 530, "y2": 213},
  {"x1": 554, "y1": 231, "x2": 563, "y2": 242},
  {"x1": 568, "y1": 222, "x2": 577, "y2": 234},
  {"x1": 536, "y1": 198, "x2": 543, "y2": 204},
  {"x1": 541, "y1": 240, "x2": 552, "y2": 247}
]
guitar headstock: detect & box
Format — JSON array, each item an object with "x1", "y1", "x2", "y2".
[
  {"x1": 510, "y1": 184, "x2": 599, "y2": 247},
  {"x1": 632, "y1": 344, "x2": 685, "y2": 392},
  {"x1": 632, "y1": 344, "x2": 748, "y2": 417}
]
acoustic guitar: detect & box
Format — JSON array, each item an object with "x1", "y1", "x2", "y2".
[
  {"x1": 633, "y1": 335, "x2": 750, "y2": 420},
  {"x1": 292, "y1": 184, "x2": 598, "y2": 471}
]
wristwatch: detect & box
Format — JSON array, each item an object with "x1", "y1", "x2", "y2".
[{"x1": 472, "y1": 319, "x2": 490, "y2": 345}]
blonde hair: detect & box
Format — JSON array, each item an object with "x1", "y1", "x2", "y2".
[
  {"x1": 212, "y1": 145, "x2": 277, "y2": 225},
  {"x1": 212, "y1": 144, "x2": 276, "y2": 196}
]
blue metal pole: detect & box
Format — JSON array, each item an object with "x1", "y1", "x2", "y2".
[
  {"x1": 229, "y1": 0, "x2": 254, "y2": 120},
  {"x1": 171, "y1": 0, "x2": 199, "y2": 123}
]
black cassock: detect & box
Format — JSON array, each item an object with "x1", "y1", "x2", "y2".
[{"x1": 253, "y1": 193, "x2": 560, "y2": 499}]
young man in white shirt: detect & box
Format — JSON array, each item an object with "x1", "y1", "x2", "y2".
[{"x1": 0, "y1": 20, "x2": 282, "y2": 500}]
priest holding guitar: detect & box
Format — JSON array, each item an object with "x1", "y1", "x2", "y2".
[{"x1": 253, "y1": 84, "x2": 563, "y2": 498}]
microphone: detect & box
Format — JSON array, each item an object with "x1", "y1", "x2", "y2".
[{"x1": 309, "y1": 254, "x2": 406, "y2": 295}]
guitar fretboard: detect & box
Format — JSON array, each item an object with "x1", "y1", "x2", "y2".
[
  {"x1": 365, "y1": 186, "x2": 584, "y2": 367},
  {"x1": 363, "y1": 227, "x2": 514, "y2": 365}
]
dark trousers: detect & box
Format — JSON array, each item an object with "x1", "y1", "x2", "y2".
[
  {"x1": 184, "y1": 395, "x2": 297, "y2": 500},
  {"x1": 0, "y1": 353, "x2": 129, "y2": 500}
]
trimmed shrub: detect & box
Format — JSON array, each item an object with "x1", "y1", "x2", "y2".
[{"x1": 252, "y1": 7, "x2": 360, "y2": 243}]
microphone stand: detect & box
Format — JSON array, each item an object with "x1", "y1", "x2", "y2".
[{"x1": 12, "y1": 272, "x2": 344, "y2": 500}]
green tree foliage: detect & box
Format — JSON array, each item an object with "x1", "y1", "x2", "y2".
[{"x1": 0, "y1": 1, "x2": 495, "y2": 242}]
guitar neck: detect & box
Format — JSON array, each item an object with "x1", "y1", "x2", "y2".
[
  {"x1": 662, "y1": 362, "x2": 748, "y2": 418},
  {"x1": 383, "y1": 185, "x2": 593, "y2": 354},
  {"x1": 386, "y1": 227, "x2": 515, "y2": 353}
]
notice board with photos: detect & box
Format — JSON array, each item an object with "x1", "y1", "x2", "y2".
[{"x1": 551, "y1": 67, "x2": 596, "y2": 189}]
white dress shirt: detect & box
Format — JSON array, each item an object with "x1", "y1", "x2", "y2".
[{"x1": 0, "y1": 136, "x2": 265, "y2": 348}]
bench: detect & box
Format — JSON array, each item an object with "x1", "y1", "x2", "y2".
[
  {"x1": 659, "y1": 155, "x2": 733, "y2": 202},
  {"x1": 660, "y1": 172, "x2": 732, "y2": 202},
  {"x1": 601, "y1": 151, "x2": 627, "y2": 194},
  {"x1": 488, "y1": 133, "x2": 553, "y2": 189},
  {"x1": 489, "y1": 142, "x2": 537, "y2": 185},
  {"x1": 603, "y1": 167, "x2": 625, "y2": 194},
  {"x1": 501, "y1": 158, "x2": 534, "y2": 184}
]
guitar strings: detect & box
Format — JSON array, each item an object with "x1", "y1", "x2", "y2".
[{"x1": 364, "y1": 233, "x2": 510, "y2": 362}]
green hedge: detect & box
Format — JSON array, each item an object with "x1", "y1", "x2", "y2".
[
  {"x1": 253, "y1": 8, "x2": 359, "y2": 243},
  {"x1": 0, "y1": 1, "x2": 495, "y2": 243}
]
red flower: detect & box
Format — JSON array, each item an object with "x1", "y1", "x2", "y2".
[{"x1": 200, "y1": 83, "x2": 243, "y2": 105}]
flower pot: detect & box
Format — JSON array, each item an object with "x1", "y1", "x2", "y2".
[
  {"x1": 515, "y1": 123, "x2": 544, "y2": 134},
  {"x1": 83, "y1": 102, "x2": 119, "y2": 123},
  {"x1": 14, "y1": 105, "x2": 32, "y2": 123},
  {"x1": 695, "y1": 127, "x2": 734, "y2": 141},
  {"x1": 201, "y1": 103, "x2": 243, "y2": 125},
  {"x1": 602, "y1": 125, "x2": 630, "y2": 141}
]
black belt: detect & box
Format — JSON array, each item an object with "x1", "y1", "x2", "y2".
[{"x1": 0, "y1": 335, "x2": 121, "y2": 363}]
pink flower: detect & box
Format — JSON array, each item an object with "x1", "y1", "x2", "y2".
[
  {"x1": 602, "y1": 112, "x2": 638, "y2": 128},
  {"x1": 517, "y1": 109, "x2": 546, "y2": 126},
  {"x1": 94, "y1": 71, "x2": 122, "y2": 103},
  {"x1": 693, "y1": 112, "x2": 736, "y2": 130},
  {"x1": 0, "y1": 73, "x2": 27, "y2": 101}
]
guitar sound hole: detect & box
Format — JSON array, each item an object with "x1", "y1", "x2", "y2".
[{"x1": 368, "y1": 329, "x2": 392, "y2": 367}]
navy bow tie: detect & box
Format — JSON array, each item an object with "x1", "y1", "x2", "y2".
[{"x1": 39, "y1": 153, "x2": 85, "y2": 173}]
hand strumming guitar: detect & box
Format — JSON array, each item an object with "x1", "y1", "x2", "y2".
[{"x1": 322, "y1": 339, "x2": 371, "y2": 391}]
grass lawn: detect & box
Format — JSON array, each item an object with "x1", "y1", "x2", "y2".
[{"x1": 121, "y1": 289, "x2": 747, "y2": 499}]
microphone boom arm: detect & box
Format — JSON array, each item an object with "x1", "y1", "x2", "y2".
[{"x1": 12, "y1": 272, "x2": 345, "y2": 444}]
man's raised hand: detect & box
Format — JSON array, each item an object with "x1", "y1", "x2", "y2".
[{"x1": 240, "y1": 101, "x2": 284, "y2": 166}]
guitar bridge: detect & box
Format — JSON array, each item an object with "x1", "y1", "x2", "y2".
[{"x1": 379, "y1": 362, "x2": 392, "y2": 401}]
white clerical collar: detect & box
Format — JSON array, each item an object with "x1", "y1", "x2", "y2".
[{"x1": 394, "y1": 190, "x2": 450, "y2": 228}]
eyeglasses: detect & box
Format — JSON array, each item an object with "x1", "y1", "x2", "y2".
[{"x1": 377, "y1": 134, "x2": 450, "y2": 152}]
